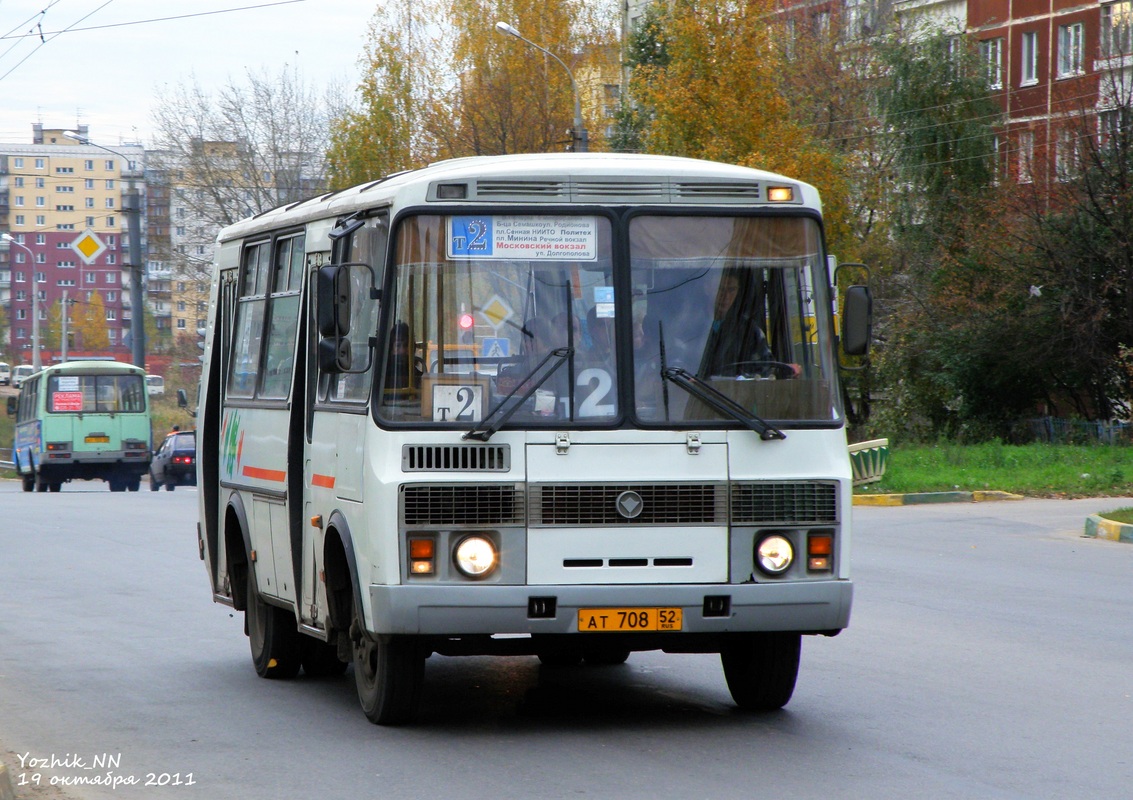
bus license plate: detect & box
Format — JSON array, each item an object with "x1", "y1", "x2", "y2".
[
  {"x1": 85, "y1": 435, "x2": 110, "y2": 443},
  {"x1": 577, "y1": 608, "x2": 682, "y2": 632}
]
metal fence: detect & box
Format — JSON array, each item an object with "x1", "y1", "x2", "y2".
[
  {"x1": 1028, "y1": 417, "x2": 1133, "y2": 445},
  {"x1": 1, "y1": 448, "x2": 13, "y2": 471}
]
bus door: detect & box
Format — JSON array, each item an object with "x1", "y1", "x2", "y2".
[
  {"x1": 221, "y1": 233, "x2": 306, "y2": 604},
  {"x1": 303, "y1": 215, "x2": 385, "y2": 626}
]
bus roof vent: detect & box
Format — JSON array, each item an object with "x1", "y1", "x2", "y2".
[
  {"x1": 402, "y1": 444, "x2": 511, "y2": 472},
  {"x1": 731, "y1": 481, "x2": 839, "y2": 525},
  {"x1": 674, "y1": 180, "x2": 763, "y2": 204},
  {"x1": 572, "y1": 179, "x2": 669, "y2": 202},
  {"x1": 473, "y1": 179, "x2": 570, "y2": 202}
]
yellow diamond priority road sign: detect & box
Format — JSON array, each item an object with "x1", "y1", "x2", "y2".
[{"x1": 71, "y1": 229, "x2": 107, "y2": 264}]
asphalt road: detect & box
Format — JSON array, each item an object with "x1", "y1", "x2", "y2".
[{"x1": 0, "y1": 484, "x2": 1130, "y2": 799}]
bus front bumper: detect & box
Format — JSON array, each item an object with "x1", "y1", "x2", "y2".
[{"x1": 368, "y1": 580, "x2": 852, "y2": 637}]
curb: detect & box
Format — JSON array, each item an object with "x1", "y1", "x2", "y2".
[
  {"x1": 1, "y1": 764, "x2": 15, "y2": 800},
  {"x1": 853, "y1": 490, "x2": 1024, "y2": 506},
  {"x1": 1084, "y1": 514, "x2": 1133, "y2": 544}
]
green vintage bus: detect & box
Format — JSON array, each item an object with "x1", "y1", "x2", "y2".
[{"x1": 7, "y1": 360, "x2": 153, "y2": 492}]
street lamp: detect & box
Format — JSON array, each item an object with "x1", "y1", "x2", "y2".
[
  {"x1": 2, "y1": 233, "x2": 41, "y2": 371},
  {"x1": 64, "y1": 131, "x2": 146, "y2": 369},
  {"x1": 494, "y1": 21, "x2": 588, "y2": 153}
]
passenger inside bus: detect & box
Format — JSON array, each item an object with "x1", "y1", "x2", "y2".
[{"x1": 384, "y1": 321, "x2": 421, "y2": 390}]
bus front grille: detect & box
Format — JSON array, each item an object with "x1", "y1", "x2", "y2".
[
  {"x1": 730, "y1": 482, "x2": 839, "y2": 525},
  {"x1": 402, "y1": 484, "x2": 525, "y2": 526},
  {"x1": 529, "y1": 483, "x2": 726, "y2": 526}
]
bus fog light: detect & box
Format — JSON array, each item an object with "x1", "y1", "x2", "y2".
[
  {"x1": 454, "y1": 536, "x2": 497, "y2": 578},
  {"x1": 755, "y1": 535, "x2": 793, "y2": 575}
]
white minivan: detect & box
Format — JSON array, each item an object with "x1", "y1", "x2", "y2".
[
  {"x1": 12, "y1": 364, "x2": 35, "y2": 388},
  {"x1": 0, "y1": 362, "x2": 10, "y2": 386},
  {"x1": 145, "y1": 374, "x2": 165, "y2": 397}
]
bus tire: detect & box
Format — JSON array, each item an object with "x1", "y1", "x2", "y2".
[
  {"x1": 22, "y1": 474, "x2": 34, "y2": 492},
  {"x1": 108, "y1": 479, "x2": 126, "y2": 492},
  {"x1": 246, "y1": 568, "x2": 301, "y2": 680},
  {"x1": 35, "y1": 478, "x2": 48, "y2": 492},
  {"x1": 165, "y1": 481, "x2": 175, "y2": 491},
  {"x1": 350, "y1": 600, "x2": 424, "y2": 725},
  {"x1": 720, "y1": 632, "x2": 801, "y2": 712},
  {"x1": 49, "y1": 482, "x2": 62, "y2": 493},
  {"x1": 301, "y1": 636, "x2": 348, "y2": 678},
  {"x1": 128, "y1": 477, "x2": 140, "y2": 492}
]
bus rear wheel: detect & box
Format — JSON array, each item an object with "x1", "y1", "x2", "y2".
[
  {"x1": 720, "y1": 632, "x2": 801, "y2": 712},
  {"x1": 350, "y1": 601, "x2": 424, "y2": 725},
  {"x1": 246, "y1": 568, "x2": 301, "y2": 679}
]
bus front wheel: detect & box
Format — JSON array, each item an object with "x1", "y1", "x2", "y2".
[
  {"x1": 350, "y1": 601, "x2": 424, "y2": 725},
  {"x1": 720, "y1": 632, "x2": 801, "y2": 712},
  {"x1": 246, "y1": 567, "x2": 301, "y2": 680}
]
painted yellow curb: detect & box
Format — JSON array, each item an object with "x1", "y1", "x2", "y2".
[
  {"x1": 1084, "y1": 515, "x2": 1133, "y2": 543},
  {"x1": 853, "y1": 490, "x2": 1024, "y2": 506}
]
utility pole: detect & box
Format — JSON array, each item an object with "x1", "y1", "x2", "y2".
[
  {"x1": 2, "y1": 233, "x2": 40, "y2": 370},
  {"x1": 65, "y1": 131, "x2": 146, "y2": 369},
  {"x1": 61, "y1": 290, "x2": 69, "y2": 362}
]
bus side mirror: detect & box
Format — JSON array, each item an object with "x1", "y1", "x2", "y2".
[
  {"x1": 317, "y1": 265, "x2": 351, "y2": 337},
  {"x1": 177, "y1": 389, "x2": 188, "y2": 409},
  {"x1": 6, "y1": 396, "x2": 15, "y2": 416},
  {"x1": 318, "y1": 337, "x2": 353, "y2": 373},
  {"x1": 841, "y1": 285, "x2": 872, "y2": 357}
]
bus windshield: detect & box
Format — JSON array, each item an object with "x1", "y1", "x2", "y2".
[
  {"x1": 377, "y1": 212, "x2": 837, "y2": 427},
  {"x1": 631, "y1": 215, "x2": 838, "y2": 424},
  {"x1": 378, "y1": 213, "x2": 617, "y2": 425},
  {"x1": 47, "y1": 373, "x2": 147, "y2": 413}
]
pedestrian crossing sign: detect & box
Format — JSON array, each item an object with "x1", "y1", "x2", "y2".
[{"x1": 481, "y1": 338, "x2": 509, "y2": 358}]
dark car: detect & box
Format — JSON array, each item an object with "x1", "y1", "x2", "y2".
[{"x1": 149, "y1": 431, "x2": 196, "y2": 491}]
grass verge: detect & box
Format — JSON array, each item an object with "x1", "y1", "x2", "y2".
[{"x1": 856, "y1": 442, "x2": 1133, "y2": 498}]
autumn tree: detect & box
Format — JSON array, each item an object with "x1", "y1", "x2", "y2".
[
  {"x1": 73, "y1": 292, "x2": 109, "y2": 351},
  {"x1": 328, "y1": 0, "x2": 619, "y2": 185}
]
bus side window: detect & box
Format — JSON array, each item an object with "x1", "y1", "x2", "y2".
[{"x1": 228, "y1": 241, "x2": 271, "y2": 399}]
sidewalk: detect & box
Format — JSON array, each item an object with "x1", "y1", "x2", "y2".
[{"x1": 854, "y1": 489, "x2": 1133, "y2": 544}]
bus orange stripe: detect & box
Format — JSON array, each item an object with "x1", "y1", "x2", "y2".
[
  {"x1": 312, "y1": 474, "x2": 335, "y2": 488},
  {"x1": 242, "y1": 465, "x2": 286, "y2": 482}
]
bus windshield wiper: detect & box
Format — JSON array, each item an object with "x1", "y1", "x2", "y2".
[
  {"x1": 464, "y1": 347, "x2": 574, "y2": 442},
  {"x1": 660, "y1": 366, "x2": 786, "y2": 441}
]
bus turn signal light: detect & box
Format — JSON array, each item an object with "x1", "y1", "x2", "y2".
[
  {"x1": 808, "y1": 533, "x2": 833, "y2": 571},
  {"x1": 409, "y1": 538, "x2": 435, "y2": 575}
]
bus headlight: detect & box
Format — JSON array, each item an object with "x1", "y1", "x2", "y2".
[
  {"x1": 755, "y1": 535, "x2": 794, "y2": 576},
  {"x1": 453, "y1": 536, "x2": 497, "y2": 578}
]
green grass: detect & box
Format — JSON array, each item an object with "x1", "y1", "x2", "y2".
[
  {"x1": 1099, "y1": 507, "x2": 1133, "y2": 524},
  {"x1": 857, "y1": 442, "x2": 1133, "y2": 498}
]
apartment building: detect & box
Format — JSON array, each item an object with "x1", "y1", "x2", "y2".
[{"x1": 0, "y1": 124, "x2": 146, "y2": 358}]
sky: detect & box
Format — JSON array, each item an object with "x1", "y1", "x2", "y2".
[{"x1": 0, "y1": 0, "x2": 375, "y2": 147}]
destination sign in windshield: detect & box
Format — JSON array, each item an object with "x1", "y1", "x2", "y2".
[{"x1": 447, "y1": 215, "x2": 598, "y2": 260}]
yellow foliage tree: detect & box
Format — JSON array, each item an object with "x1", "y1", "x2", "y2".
[
  {"x1": 73, "y1": 291, "x2": 109, "y2": 351},
  {"x1": 629, "y1": 0, "x2": 852, "y2": 251}
]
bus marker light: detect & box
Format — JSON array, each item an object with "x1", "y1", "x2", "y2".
[
  {"x1": 310, "y1": 515, "x2": 323, "y2": 529},
  {"x1": 767, "y1": 186, "x2": 794, "y2": 202}
]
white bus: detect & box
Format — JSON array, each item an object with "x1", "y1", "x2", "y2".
[{"x1": 195, "y1": 153, "x2": 872, "y2": 725}]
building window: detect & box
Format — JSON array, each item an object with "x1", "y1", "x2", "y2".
[
  {"x1": 15, "y1": 215, "x2": 24, "y2": 225},
  {"x1": 981, "y1": 38, "x2": 1004, "y2": 89},
  {"x1": 14, "y1": 196, "x2": 23, "y2": 207},
  {"x1": 35, "y1": 177, "x2": 45, "y2": 188},
  {"x1": 35, "y1": 215, "x2": 45, "y2": 226},
  {"x1": 106, "y1": 198, "x2": 115, "y2": 209},
  {"x1": 85, "y1": 179, "x2": 94, "y2": 189},
  {"x1": 108, "y1": 291, "x2": 117, "y2": 302},
  {"x1": 55, "y1": 166, "x2": 74, "y2": 174},
  {"x1": 84, "y1": 160, "x2": 94, "y2": 171},
  {"x1": 1055, "y1": 129, "x2": 1079, "y2": 179},
  {"x1": 105, "y1": 178, "x2": 115, "y2": 189},
  {"x1": 1102, "y1": 2, "x2": 1133, "y2": 58},
  {"x1": 35, "y1": 197, "x2": 44, "y2": 207},
  {"x1": 1057, "y1": 23, "x2": 1084, "y2": 77},
  {"x1": 35, "y1": 158, "x2": 44, "y2": 169},
  {"x1": 36, "y1": 233, "x2": 46, "y2": 245},
  {"x1": 1100, "y1": 108, "x2": 1131, "y2": 148},
  {"x1": 105, "y1": 161, "x2": 115, "y2": 172},
  {"x1": 14, "y1": 177, "x2": 23, "y2": 188},
  {"x1": 14, "y1": 157, "x2": 23, "y2": 168},
  {"x1": 177, "y1": 319, "x2": 187, "y2": 329},
  {"x1": 86, "y1": 198, "x2": 95, "y2": 208},
  {"x1": 106, "y1": 309, "x2": 117, "y2": 321},
  {"x1": 56, "y1": 185, "x2": 74, "y2": 193},
  {"x1": 86, "y1": 273, "x2": 97, "y2": 284},
  {"x1": 107, "y1": 272, "x2": 117, "y2": 284},
  {"x1": 1021, "y1": 32, "x2": 1039, "y2": 85}
]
